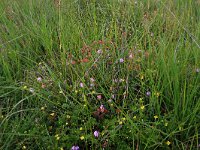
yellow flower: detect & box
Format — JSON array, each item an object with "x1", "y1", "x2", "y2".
[
  {"x1": 50, "y1": 113, "x2": 55, "y2": 116},
  {"x1": 59, "y1": 91, "x2": 63, "y2": 94},
  {"x1": 154, "y1": 115, "x2": 158, "y2": 119},
  {"x1": 166, "y1": 141, "x2": 171, "y2": 145},
  {"x1": 164, "y1": 122, "x2": 168, "y2": 126},
  {"x1": 91, "y1": 91, "x2": 96, "y2": 94},
  {"x1": 75, "y1": 90, "x2": 78, "y2": 93},
  {"x1": 80, "y1": 136, "x2": 85, "y2": 140},
  {"x1": 122, "y1": 117, "x2": 126, "y2": 121},
  {"x1": 154, "y1": 92, "x2": 160, "y2": 97},
  {"x1": 119, "y1": 121, "x2": 123, "y2": 125},
  {"x1": 140, "y1": 75, "x2": 144, "y2": 80},
  {"x1": 55, "y1": 134, "x2": 60, "y2": 140},
  {"x1": 80, "y1": 127, "x2": 83, "y2": 131},
  {"x1": 60, "y1": 148, "x2": 64, "y2": 150},
  {"x1": 133, "y1": 116, "x2": 137, "y2": 119},
  {"x1": 140, "y1": 105, "x2": 145, "y2": 110},
  {"x1": 40, "y1": 107, "x2": 45, "y2": 111},
  {"x1": 23, "y1": 86, "x2": 27, "y2": 90},
  {"x1": 22, "y1": 145, "x2": 26, "y2": 149},
  {"x1": 66, "y1": 115, "x2": 71, "y2": 119}
]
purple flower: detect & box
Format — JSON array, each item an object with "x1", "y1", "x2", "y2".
[
  {"x1": 119, "y1": 58, "x2": 124, "y2": 63},
  {"x1": 37, "y1": 77, "x2": 42, "y2": 82},
  {"x1": 80, "y1": 82, "x2": 84, "y2": 88},
  {"x1": 146, "y1": 91, "x2": 151, "y2": 96},
  {"x1": 71, "y1": 146, "x2": 80, "y2": 150},
  {"x1": 94, "y1": 130, "x2": 99, "y2": 138}
]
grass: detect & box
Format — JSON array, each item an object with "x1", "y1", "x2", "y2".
[{"x1": 0, "y1": 0, "x2": 200, "y2": 149}]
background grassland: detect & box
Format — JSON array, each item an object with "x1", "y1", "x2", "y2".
[{"x1": 0, "y1": 0, "x2": 200, "y2": 149}]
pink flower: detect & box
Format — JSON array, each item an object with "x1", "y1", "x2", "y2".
[
  {"x1": 94, "y1": 131, "x2": 99, "y2": 138},
  {"x1": 90, "y1": 78, "x2": 95, "y2": 82},
  {"x1": 97, "y1": 95, "x2": 102, "y2": 100},
  {"x1": 100, "y1": 105, "x2": 105, "y2": 112},
  {"x1": 129, "y1": 53, "x2": 133, "y2": 59}
]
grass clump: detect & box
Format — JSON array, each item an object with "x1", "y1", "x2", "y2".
[{"x1": 0, "y1": 0, "x2": 200, "y2": 149}]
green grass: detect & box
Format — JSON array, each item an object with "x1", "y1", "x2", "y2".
[{"x1": 0, "y1": 0, "x2": 200, "y2": 149}]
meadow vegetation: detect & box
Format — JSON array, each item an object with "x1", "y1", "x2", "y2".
[{"x1": 0, "y1": 0, "x2": 200, "y2": 149}]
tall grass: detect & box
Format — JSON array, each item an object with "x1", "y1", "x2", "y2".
[{"x1": 0, "y1": 0, "x2": 200, "y2": 149}]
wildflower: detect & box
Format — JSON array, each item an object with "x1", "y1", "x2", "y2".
[
  {"x1": 140, "y1": 75, "x2": 144, "y2": 80},
  {"x1": 50, "y1": 113, "x2": 55, "y2": 116},
  {"x1": 108, "y1": 99, "x2": 112, "y2": 103},
  {"x1": 90, "y1": 83, "x2": 95, "y2": 87},
  {"x1": 60, "y1": 148, "x2": 64, "y2": 150},
  {"x1": 133, "y1": 116, "x2": 137, "y2": 119},
  {"x1": 97, "y1": 49, "x2": 102, "y2": 54},
  {"x1": 166, "y1": 141, "x2": 171, "y2": 145},
  {"x1": 100, "y1": 105, "x2": 105, "y2": 112},
  {"x1": 59, "y1": 91, "x2": 63, "y2": 94},
  {"x1": 71, "y1": 146, "x2": 80, "y2": 150},
  {"x1": 75, "y1": 90, "x2": 78, "y2": 94},
  {"x1": 119, "y1": 58, "x2": 124, "y2": 63},
  {"x1": 119, "y1": 78, "x2": 125, "y2": 82},
  {"x1": 41, "y1": 83, "x2": 46, "y2": 88},
  {"x1": 55, "y1": 134, "x2": 60, "y2": 140},
  {"x1": 155, "y1": 92, "x2": 160, "y2": 97},
  {"x1": 122, "y1": 117, "x2": 126, "y2": 121},
  {"x1": 196, "y1": 68, "x2": 200, "y2": 73},
  {"x1": 140, "y1": 105, "x2": 145, "y2": 110},
  {"x1": 23, "y1": 86, "x2": 27, "y2": 90},
  {"x1": 146, "y1": 91, "x2": 151, "y2": 96},
  {"x1": 79, "y1": 127, "x2": 83, "y2": 131},
  {"x1": 111, "y1": 94, "x2": 115, "y2": 99},
  {"x1": 119, "y1": 121, "x2": 123, "y2": 125},
  {"x1": 154, "y1": 115, "x2": 158, "y2": 119},
  {"x1": 80, "y1": 135, "x2": 84, "y2": 140},
  {"x1": 129, "y1": 53, "x2": 134, "y2": 59},
  {"x1": 94, "y1": 130, "x2": 99, "y2": 138},
  {"x1": 66, "y1": 115, "x2": 71, "y2": 119},
  {"x1": 29, "y1": 88, "x2": 35, "y2": 93},
  {"x1": 80, "y1": 83, "x2": 84, "y2": 88},
  {"x1": 37, "y1": 77, "x2": 42, "y2": 82},
  {"x1": 22, "y1": 145, "x2": 26, "y2": 149},
  {"x1": 165, "y1": 122, "x2": 168, "y2": 126},
  {"x1": 40, "y1": 107, "x2": 45, "y2": 111},
  {"x1": 90, "y1": 78, "x2": 95, "y2": 82},
  {"x1": 91, "y1": 91, "x2": 96, "y2": 94},
  {"x1": 97, "y1": 95, "x2": 102, "y2": 100}
]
